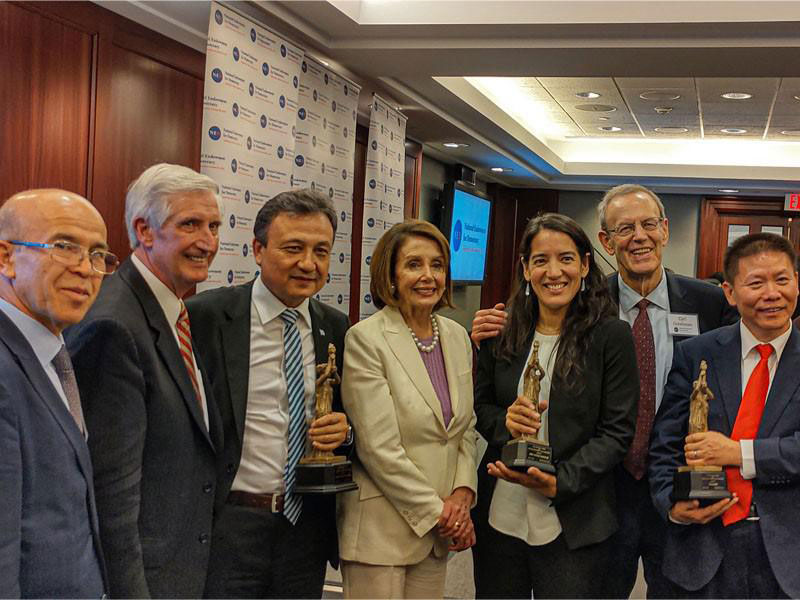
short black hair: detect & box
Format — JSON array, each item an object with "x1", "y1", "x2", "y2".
[
  {"x1": 253, "y1": 188, "x2": 337, "y2": 244},
  {"x1": 723, "y1": 232, "x2": 797, "y2": 283}
]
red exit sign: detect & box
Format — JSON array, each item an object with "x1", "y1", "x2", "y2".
[{"x1": 785, "y1": 193, "x2": 800, "y2": 211}]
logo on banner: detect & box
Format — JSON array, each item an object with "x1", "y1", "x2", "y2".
[
  {"x1": 229, "y1": 215, "x2": 236, "y2": 228},
  {"x1": 365, "y1": 255, "x2": 372, "y2": 265},
  {"x1": 364, "y1": 293, "x2": 372, "y2": 304},
  {"x1": 262, "y1": 62, "x2": 269, "y2": 76},
  {"x1": 324, "y1": 73, "x2": 329, "y2": 85},
  {"x1": 246, "y1": 136, "x2": 252, "y2": 150},
  {"x1": 369, "y1": 179, "x2": 376, "y2": 189},
  {"x1": 250, "y1": 28, "x2": 256, "y2": 42},
  {"x1": 258, "y1": 167, "x2": 265, "y2": 180},
  {"x1": 227, "y1": 270, "x2": 234, "y2": 284},
  {"x1": 301, "y1": 61, "x2": 307, "y2": 72},
  {"x1": 248, "y1": 83, "x2": 254, "y2": 96},
  {"x1": 293, "y1": 76, "x2": 298, "y2": 88},
  {"x1": 294, "y1": 154, "x2": 304, "y2": 167},
  {"x1": 277, "y1": 146, "x2": 284, "y2": 159},
  {"x1": 339, "y1": 253, "x2": 345, "y2": 264},
  {"x1": 328, "y1": 187, "x2": 334, "y2": 198},
  {"x1": 242, "y1": 244, "x2": 249, "y2": 257},
  {"x1": 280, "y1": 44, "x2": 287, "y2": 57},
  {"x1": 331, "y1": 100, "x2": 337, "y2": 113},
  {"x1": 311, "y1": 136, "x2": 317, "y2": 147},
  {"x1": 453, "y1": 220, "x2": 463, "y2": 252},
  {"x1": 321, "y1": 163, "x2": 326, "y2": 174},
  {"x1": 330, "y1": 144, "x2": 335, "y2": 155},
  {"x1": 230, "y1": 159, "x2": 238, "y2": 173},
  {"x1": 313, "y1": 90, "x2": 318, "y2": 102},
  {"x1": 279, "y1": 95, "x2": 286, "y2": 108},
  {"x1": 208, "y1": 126, "x2": 221, "y2": 140},
  {"x1": 214, "y1": 9, "x2": 223, "y2": 24},
  {"x1": 397, "y1": 188, "x2": 401, "y2": 197},
  {"x1": 343, "y1": 127, "x2": 348, "y2": 138},
  {"x1": 232, "y1": 103, "x2": 239, "y2": 117},
  {"x1": 371, "y1": 140, "x2": 377, "y2": 150},
  {"x1": 367, "y1": 218, "x2": 375, "y2": 228},
  {"x1": 298, "y1": 108, "x2": 306, "y2": 120},
  {"x1": 233, "y1": 47, "x2": 240, "y2": 61},
  {"x1": 260, "y1": 114, "x2": 267, "y2": 128},
  {"x1": 340, "y1": 211, "x2": 346, "y2": 222},
  {"x1": 244, "y1": 190, "x2": 251, "y2": 204},
  {"x1": 341, "y1": 168, "x2": 347, "y2": 180},
  {"x1": 337, "y1": 294, "x2": 343, "y2": 305},
  {"x1": 211, "y1": 68, "x2": 223, "y2": 83}
]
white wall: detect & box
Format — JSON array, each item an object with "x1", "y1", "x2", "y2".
[{"x1": 558, "y1": 190, "x2": 701, "y2": 278}]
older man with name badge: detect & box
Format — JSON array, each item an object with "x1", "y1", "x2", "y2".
[
  {"x1": 65, "y1": 164, "x2": 224, "y2": 598},
  {"x1": 0, "y1": 189, "x2": 116, "y2": 598}
]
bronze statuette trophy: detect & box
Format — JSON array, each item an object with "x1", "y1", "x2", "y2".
[
  {"x1": 501, "y1": 341, "x2": 556, "y2": 473},
  {"x1": 295, "y1": 344, "x2": 358, "y2": 494},
  {"x1": 672, "y1": 360, "x2": 731, "y2": 503}
]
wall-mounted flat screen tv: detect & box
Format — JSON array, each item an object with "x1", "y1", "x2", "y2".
[{"x1": 441, "y1": 182, "x2": 492, "y2": 284}]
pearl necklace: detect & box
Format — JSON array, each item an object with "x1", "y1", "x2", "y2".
[{"x1": 408, "y1": 315, "x2": 440, "y2": 353}]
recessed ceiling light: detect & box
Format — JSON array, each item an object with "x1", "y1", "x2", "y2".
[
  {"x1": 319, "y1": 59, "x2": 330, "y2": 67},
  {"x1": 780, "y1": 129, "x2": 800, "y2": 136},
  {"x1": 491, "y1": 167, "x2": 512, "y2": 173},
  {"x1": 575, "y1": 91, "x2": 601, "y2": 99},
  {"x1": 599, "y1": 126, "x2": 622, "y2": 132},
  {"x1": 721, "y1": 92, "x2": 752, "y2": 100},
  {"x1": 640, "y1": 91, "x2": 682, "y2": 101},
  {"x1": 576, "y1": 104, "x2": 617, "y2": 113},
  {"x1": 654, "y1": 106, "x2": 673, "y2": 114},
  {"x1": 654, "y1": 127, "x2": 689, "y2": 133},
  {"x1": 718, "y1": 189, "x2": 739, "y2": 193},
  {"x1": 598, "y1": 116, "x2": 610, "y2": 121},
  {"x1": 721, "y1": 128, "x2": 747, "y2": 134},
  {"x1": 793, "y1": 95, "x2": 800, "y2": 101},
  {"x1": 442, "y1": 142, "x2": 469, "y2": 148}
]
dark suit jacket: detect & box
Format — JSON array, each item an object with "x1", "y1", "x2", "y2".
[
  {"x1": 187, "y1": 280, "x2": 350, "y2": 564},
  {"x1": 607, "y1": 271, "x2": 739, "y2": 353},
  {"x1": 0, "y1": 311, "x2": 105, "y2": 598},
  {"x1": 649, "y1": 324, "x2": 800, "y2": 596},
  {"x1": 473, "y1": 317, "x2": 639, "y2": 549},
  {"x1": 65, "y1": 259, "x2": 222, "y2": 598}
]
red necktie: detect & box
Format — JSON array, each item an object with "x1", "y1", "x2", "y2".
[
  {"x1": 177, "y1": 303, "x2": 204, "y2": 410},
  {"x1": 624, "y1": 299, "x2": 656, "y2": 480},
  {"x1": 722, "y1": 343, "x2": 772, "y2": 526}
]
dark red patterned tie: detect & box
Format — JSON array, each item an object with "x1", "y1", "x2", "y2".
[{"x1": 624, "y1": 299, "x2": 656, "y2": 480}]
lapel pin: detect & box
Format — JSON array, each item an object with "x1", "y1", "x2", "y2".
[{"x1": 319, "y1": 328, "x2": 325, "y2": 336}]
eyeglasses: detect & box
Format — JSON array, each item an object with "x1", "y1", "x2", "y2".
[
  {"x1": 605, "y1": 217, "x2": 665, "y2": 239},
  {"x1": 9, "y1": 240, "x2": 119, "y2": 275}
]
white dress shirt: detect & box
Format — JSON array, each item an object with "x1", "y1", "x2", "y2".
[
  {"x1": 231, "y1": 277, "x2": 316, "y2": 494},
  {"x1": 130, "y1": 254, "x2": 209, "y2": 429},
  {"x1": 617, "y1": 269, "x2": 672, "y2": 412},
  {"x1": 738, "y1": 320, "x2": 792, "y2": 479},
  {"x1": 488, "y1": 332, "x2": 562, "y2": 546}
]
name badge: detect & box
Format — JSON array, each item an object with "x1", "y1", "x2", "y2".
[{"x1": 668, "y1": 313, "x2": 700, "y2": 336}]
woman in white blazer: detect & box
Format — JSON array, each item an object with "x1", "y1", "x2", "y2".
[{"x1": 339, "y1": 219, "x2": 478, "y2": 599}]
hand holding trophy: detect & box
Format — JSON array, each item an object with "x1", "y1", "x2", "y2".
[
  {"x1": 294, "y1": 343, "x2": 358, "y2": 493},
  {"x1": 672, "y1": 360, "x2": 732, "y2": 503},
  {"x1": 501, "y1": 341, "x2": 556, "y2": 473}
]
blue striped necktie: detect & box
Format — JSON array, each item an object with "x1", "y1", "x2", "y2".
[{"x1": 281, "y1": 308, "x2": 305, "y2": 524}]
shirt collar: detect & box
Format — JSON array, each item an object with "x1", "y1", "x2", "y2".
[
  {"x1": 739, "y1": 320, "x2": 792, "y2": 362},
  {"x1": 618, "y1": 267, "x2": 669, "y2": 312},
  {"x1": 251, "y1": 276, "x2": 311, "y2": 328},
  {"x1": 130, "y1": 253, "x2": 183, "y2": 326},
  {"x1": 0, "y1": 298, "x2": 64, "y2": 368}
]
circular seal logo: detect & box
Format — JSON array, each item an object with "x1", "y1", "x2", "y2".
[
  {"x1": 341, "y1": 168, "x2": 347, "y2": 180},
  {"x1": 290, "y1": 174, "x2": 294, "y2": 187},
  {"x1": 371, "y1": 140, "x2": 377, "y2": 151},
  {"x1": 301, "y1": 61, "x2": 307, "y2": 73},
  {"x1": 260, "y1": 114, "x2": 267, "y2": 128},
  {"x1": 367, "y1": 218, "x2": 375, "y2": 228},
  {"x1": 262, "y1": 62, "x2": 269, "y2": 76},
  {"x1": 227, "y1": 270, "x2": 234, "y2": 284},
  {"x1": 339, "y1": 252, "x2": 345, "y2": 264},
  {"x1": 248, "y1": 82, "x2": 254, "y2": 96},
  {"x1": 343, "y1": 127, "x2": 348, "y2": 138},
  {"x1": 298, "y1": 108, "x2": 306, "y2": 120},
  {"x1": 324, "y1": 73, "x2": 329, "y2": 85},
  {"x1": 452, "y1": 220, "x2": 463, "y2": 252},
  {"x1": 340, "y1": 211, "x2": 346, "y2": 222},
  {"x1": 249, "y1": 27, "x2": 256, "y2": 42},
  {"x1": 292, "y1": 126, "x2": 296, "y2": 138},
  {"x1": 280, "y1": 44, "x2": 287, "y2": 57},
  {"x1": 337, "y1": 294, "x2": 343, "y2": 305},
  {"x1": 331, "y1": 100, "x2": 337, "y2": 113},
  {"x1": 232, "y1": 103, "x2": 239, "y2": 117},
  {"x1": 279, "y1": 95, "x2": 286, "y2": 109},
  {"x1": 328, "y1": 187, "x2": 334, "y2": 198},
  {"x1": 293, "y1": 75, "x2": 298, "y2": 89},
  {"x1": 344, "y1": 84, "x2": 348, "y2": 96},
  {"x1": 208, "y1": 126, "x2": 221, "y2": 140},
  {"x1": 277, "y1": 146, "x2": 284, "y2": 159},
  {"x1": 364, "y1": 293, "x2": 372, "y2": 304},
  {"x1": 211, "y1": 68, "x2": 223, "y2": 83},
  {"x1": 214, "y1": 10, "x2": 223, "y2": 24},
  {"x1": 230, "y1": 159, "x2": 237, "y2": 173},
  {"x1": 258, "y1": 167, "x2": 265, "y2": 180},
  {"x1": 330, "y1": 144, "x2": 335, "y2": 155},
  {"x1": 232, "y1": 47, "x2": 239, "y2": 61},
  {"x1": 369, "y1": 179, "x2": 376, "y2": 189},
  {"x1": 311, "y1": 135, "x2": 317, "y2": 147},
  {"x1": 323, "y1": 118, "x2": 327, "y2": 130},
  {"x1": 313, "y1": 90, "x2": 318, "y2": 102},
  {"x1": 244, "y1": 190, "x2": 251, "y2": 204},
  {"x1": 242, "y1": 244, "x2": 249, "y2": 257},
  {"x1": 294, "y1": 154, "x2": 304, "y2": 167},
  {"x1": 246, "y1": 136, "x2": 252, "y2": 150},
  {"x1": 229, "y1": 214, "x2": 236, "y2": 228},
  {"x1": 321, "y1": 163, "x2": 326, "y2": 174},
  {"x1": 365, "y1": 255, "x2": 372, "y2": 266}
]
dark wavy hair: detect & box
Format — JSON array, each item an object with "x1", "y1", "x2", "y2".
[{"x1": 495, "y1": 213, "x2": 616, "y2": 390}]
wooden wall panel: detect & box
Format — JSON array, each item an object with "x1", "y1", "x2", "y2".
[{"x1": 0, "y1": 2, "x2": 92, "y2": 199}]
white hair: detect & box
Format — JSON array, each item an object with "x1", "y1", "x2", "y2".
[
  {"x1": 597, "y1": 183, "x2": 666, "y2": 230},
  {"x1": 124, "y1": 163, "x2": 223, "y2": 249}
]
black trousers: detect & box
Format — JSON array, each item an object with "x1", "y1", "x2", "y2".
[
  {"x1": 473, "y1": 520, "x2": 610, "y2": 599},
  {"x1": 678, "y1": 519, "x2": 788, "y2": 599},
  {"x1": 603, "y1": 465, "x2": 676, "y2": 599},
  {"x1": 203, "y1": 501, "x2": 329, "y2": 599}
]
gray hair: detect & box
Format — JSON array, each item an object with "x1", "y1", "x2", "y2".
[
  {"x1": 125, "y1": 163, "x2": 222, "y2": 249},
  {"x1": 597, "y1": 184, "x2": 666, "y2": 230},
  {"x1": 253, "y1": 188, "x2": 337, "y2": 244}
]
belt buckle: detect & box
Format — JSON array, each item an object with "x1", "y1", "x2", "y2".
[
  {"x1": 746, "y1": 503, "x2": 760, "y2": 521},
  {"x1": 271, "y1": 494, "x2": 280, "y2": 513}
]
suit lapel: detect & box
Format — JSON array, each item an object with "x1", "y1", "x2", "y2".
[
  {"x1": 309, "y1": 299, "x2": 332, "y2": 365},
  {"x1": 220, "y1": 284, "x2": 253, "y2": 446},
  {"x1": 120, "y1": 261, "x2": 214, "y2": 449},
  {"x1": 665, "y1": 271, "x2": 695, "y2": 352},
  {"x1": 709, "y1": 325, "x2": 743, "y2": 432},
  {"x1": 759, "y1": 328, "x2": 800, "y2": 437},
  {"x1": 382, "y1": 307, "x2": 446, "y2": 430},
  {"x1": 438, "y1": 316, "x2": 461, "y2": 428}
]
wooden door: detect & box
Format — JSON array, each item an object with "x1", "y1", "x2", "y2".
[{"x1": 697, "y1": 197, "x2": 800, "y2": 278}]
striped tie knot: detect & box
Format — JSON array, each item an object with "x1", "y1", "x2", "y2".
[{"x1": 281, "y1": 308, "x2": 300, "y2": 326}]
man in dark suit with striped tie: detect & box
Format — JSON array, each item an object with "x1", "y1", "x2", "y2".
[
  {"x1": 188, "y1": 189, "x2": 351, "y2": 598},
  {"x1": 66, "y1": 164, "x2": 224, "y2": 598}
]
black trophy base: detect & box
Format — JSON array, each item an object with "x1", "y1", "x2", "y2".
[
  {"x1": 501, "y1": 438, "x2": 556, "y2": 474},
  {"x1": 294, "y1": 460, "x2": 359, "y2": 494},
  {"x1": 673, "y1": 466, "x2": 732, "y2": 505}
]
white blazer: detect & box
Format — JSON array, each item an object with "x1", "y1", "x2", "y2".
[{"x1": 337, "y1": 306, "x2": 478, "y2": 566}]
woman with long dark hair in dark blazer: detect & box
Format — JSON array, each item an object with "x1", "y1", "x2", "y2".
[{"x1": 472, "y1": 213, "x2": 639, "y2": 599}]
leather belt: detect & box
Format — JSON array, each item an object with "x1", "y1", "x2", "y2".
[{"x1": 227, "y1": 491, "x2": 284, "y2": 513}]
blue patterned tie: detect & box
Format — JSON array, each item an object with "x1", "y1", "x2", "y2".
[{"x1": 281, "y1": 309, "x2": 305, "y2": 524}]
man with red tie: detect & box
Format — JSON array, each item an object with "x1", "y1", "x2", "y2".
[{"x1": 649, "y1": 231, "x2": 800, "y2": 598}]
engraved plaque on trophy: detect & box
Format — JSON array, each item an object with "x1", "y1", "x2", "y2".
[
  {"x1": 501, "y1": 341, "x2": 556, "y2": 474},
  {"x1": 672, "y1": 360, "x2": 732, "y2": 504},
  {"x1": 295, "y1": 344, "x2": 358, "y2": 494}
]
